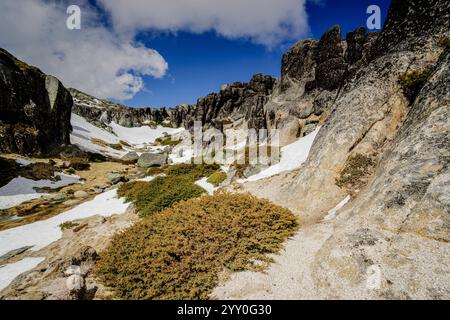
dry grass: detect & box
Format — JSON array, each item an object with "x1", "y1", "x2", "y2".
[
  {"x1": 207, "y1": 171, "x2": 227, "y2": 187},
  {"x1": 95, "y1": 192, "x2": 298, "y2": 300},
  {"x1": 91, "y1": 138, "x2": 123, "y2": 151},
  {"x1": 336, "y1": 154, "x2": 376, "y2": 191}
]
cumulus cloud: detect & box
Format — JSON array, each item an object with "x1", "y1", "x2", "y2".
[
  {"x1": 0, "y1": 0, "x2": 311, "y2": 100},
  {"x1": 97, "y1": 0, "x2": 310, "y2": 47},
  {"x1": 0, "y1": 0, "x2": 168, "y2": 100}
]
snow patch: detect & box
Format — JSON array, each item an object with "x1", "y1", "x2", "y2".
[
  {"x1": 240, "y1": 127, "x2": 320, "y2": 182},
  {"x1": 0, "y1": 174, "x2": 81, "y2": 210},
  {"x1": 323, "y1": 195, "x2": 351, "y2": 221},
  {"x1": 0, "y1": 189, "x2": 129, "y2": 257},
  {"x1": 195, "y1": 178, "x2": 217, "y2": 195},
  {"x1": 0, "y1": 257, "x2": 45, "y2": 290}
]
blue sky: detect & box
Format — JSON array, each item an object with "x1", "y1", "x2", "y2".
[
  {"x1": 124, "y1": 0, "x2": 392, "y2": 108},
  {"x1": 0, "y1": 0, "x2": 391, "y2": 108}
]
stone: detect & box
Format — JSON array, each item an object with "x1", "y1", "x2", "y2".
[
  {"x1": 121, "y1": 151, "x2": 139, "y2": 163},
  {"x1": 137, "y1": 153, "x2": 168, "y2": 168},
  {"x1": 64, "y1": 265, "x2": 82, "y2": 276},
  {"x1": 73, "y1": 190, "x2": 88, "y2": 199},
  {"x1": 66, "y1": 274, "x2": 85, "y2": 293},
  {"x1": 105, "y1": 172, "x2": 127, "y2": 184},
  {"x1": 0, "y1": 49, "x2": 72, "y2": 156},
  {"x1": 45, "y1": 193, "x2": 68, "y2": 203}
]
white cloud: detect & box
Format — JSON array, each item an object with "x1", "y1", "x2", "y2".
[
  {"x1": 97, "y1": 0, "x2": 310, "y2": 47},
  {"x1": 0, "y1": 0, "x2": 168, "y2": 100},
  {"x1": 0, "y1": 0, "x2": 311, "y2": 100}
]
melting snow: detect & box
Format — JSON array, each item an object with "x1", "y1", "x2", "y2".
[
  {"x1": 195, "y1": 178, "x2": 217, "y2": 195},
  {"x1": 70, "y1": 113, "x2": 185, "y2": 158},
  {"x1": 0, "y1": 257, "x2": 45, "y2": 290},
  {"x1": 240, "y1": 127, "x2": 321, "y2": 182},
  {"x1": 0, "y1": 189, "x2": 129, "y2": 257},
  {"x1": 323, "y1": 195, "x2": 351, "y2": 221},
  {"x1": 15, "y1": 158, "x2": 32, "y2": 167},
  {"x1": 109, "y1": 122, "x2": 183, "y2": 146},
  {"x1": 0, "y1": 174, "x2": 81, "y2": 210}
]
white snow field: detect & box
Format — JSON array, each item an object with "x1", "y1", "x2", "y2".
[
  {"x1": 0, "y1": 189, "x2": 129, "y2": 257},
  {"x1": 0, "y1": 174, "x2": 81, "y2": 210},
  {"x1": 195, "y1": 177, "x2": 217, "y2": 195},
  {"x1": 240, "y1": 127, "x2": 321, "y2": 183},
  {"x1": 15, "y1": 158, "x2": 32, "y2": 167},
  {"x1": 70, "y1": 113, "x2": 185, "y2": 158},
  {"x1": 0, "y1": 257, "x2": 45, "y2": 290}
]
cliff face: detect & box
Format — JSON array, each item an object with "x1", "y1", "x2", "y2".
[
  {"x1": 0, "y1": 49, "x2": 73, "y2": 156},
  {"x1": 214, "y1": 0, "x2": 450, "y2": 299}
]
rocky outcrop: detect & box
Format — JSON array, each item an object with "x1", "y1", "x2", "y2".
[
  {"x1": 70, "y1": 88, "x2": 170, "y2": 128},
  {"x1": 0, "y1": 49, "x2": 73, "y2": 155}
]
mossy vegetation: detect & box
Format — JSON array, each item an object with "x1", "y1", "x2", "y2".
[
  {"x1": 117, "y1": 176, "x2": 205, "y2": 217},
  {"x1": 118, "y1": 163, "x2": 219, "y2": 217},
  {"x1": 59, "y1": 221, "x2": 79, "y2": 231},
  {"x1": 399, "y1": 69, "x2": 431, "y2": 103},
  {"x1": 155, "y1": 135, "x2": 181, "y2": 147},
  {"x1": 207, "y1": 171, "x2": 227, "y2": 187},
  {"x1": 336, "y1": 154, "x2": 376, "y2": 191},
  {"x1": 163, "y1": 163, "x2": 220, "y2": 181},
  {"x1": 95, "y1": 193, "x2": 298, "y2": 300}
]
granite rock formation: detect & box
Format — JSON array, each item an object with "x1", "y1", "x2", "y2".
[{"x1": 0, "y1": 49, "x2": 73, "y2": 155}]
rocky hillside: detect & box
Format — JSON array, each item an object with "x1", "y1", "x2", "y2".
[
  {"x1": 0, "y1": 0, "x2": 448, "y2": 301},
  {"x1": 0, "y1": 49, "x2": 73, "y2": 155}
]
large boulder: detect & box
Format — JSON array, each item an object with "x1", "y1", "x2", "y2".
[
  {"x1": 137, "y1": 153, "x2": 168, "y2": 168},
  {"x1": 121, "y1": 151, "x2": 139, "y2": 163},
  {"x1": 0, "y1": 49, "x2": 73, "y2": 156}
]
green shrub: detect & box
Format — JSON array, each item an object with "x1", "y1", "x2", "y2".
[
  {"x1": 163, "y1": 163, "x2": 220, "y2": 181},
  {"x1": 117, "y1": 176, "x2": 205, "y2": 217},
  {"x1": 399, "y1": 69, "x2": 431, "y2": 103},
  {"x1": 336, "y1": 154, "x2": 375, "y2": 190},
  {"x1": 155, "y1": 136, "x2": 181, "y2": 147},
  {"x1": 207, "y1": 171, "x2": 227, "y2": 187},
  {"x1": 95, "y1": 193, "x2": 298, "y2": 300}
]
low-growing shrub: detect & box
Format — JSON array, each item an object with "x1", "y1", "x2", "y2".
[
  {"x1": 146, "y1": 167, "x2": 165, "y2": 176},
  {"x1": 399, "y1": 69, "x2": 431, "y2": 103},
  {"x1": 117, "y1": 176, "x2": 205, "y2": 217},
  {"x1": 207, "y1": 171, "x2": 227, "y2": 187},
  {"x1": 155, "y1": 136, "x2": 181, "y2": 147},
  {"x1": 21, "y1": 162, "x2": 58, "y2": 181},
  {"x1": 163, "y1": 163, "x2": 220, "y2": 181},
  {"x1": 336, "y1": 154, "x2": 376, "y2": 191},
  {"x1": 95, "y1": 193, "x2": 298, "y2": 300}
]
